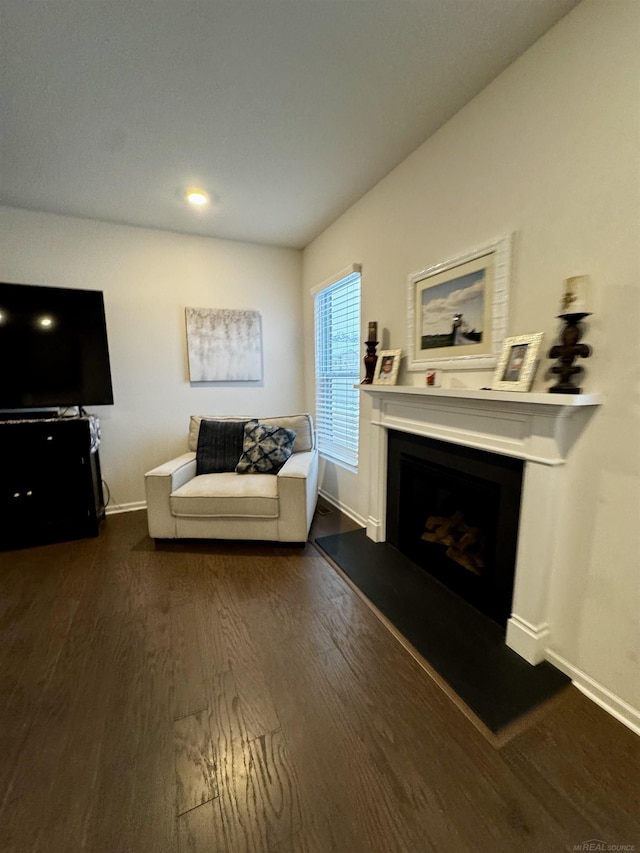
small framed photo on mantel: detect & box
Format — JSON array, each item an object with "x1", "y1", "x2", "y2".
[
  {"x1": 373, "y1": 349, "x2": 401, "y2": 385},
  {"x1": 492, "y1": 333, "x2": 543, "y2": 391}
]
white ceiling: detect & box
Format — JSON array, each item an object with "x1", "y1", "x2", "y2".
[{"x1": 1, "y1": 0, "x2": 580, "y2": 249}]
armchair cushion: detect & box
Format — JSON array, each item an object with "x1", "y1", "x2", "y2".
[
  {"x1": 170, "y1": 471, "x2": 279, "y2": 518},
  {"x1": 195, "y1": 418, "x2": 248, "y2": 475},
  {"x1": 236, "y1": 420, "x2": 296, "y2": 474}
]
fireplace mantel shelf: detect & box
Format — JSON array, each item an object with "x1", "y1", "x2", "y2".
[
  {"x1": 358, "y1": 384, "x2": 602, "y2": 410},
  {"x1": 358, "y1": 384, "x2": 601, "y2": 468}
]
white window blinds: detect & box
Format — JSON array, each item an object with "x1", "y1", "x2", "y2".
[{"x1": 313, "y1": 267, "x2": 361, "y2": 470}]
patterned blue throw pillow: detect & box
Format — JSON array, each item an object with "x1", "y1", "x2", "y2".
[{"x1": 235, "y1": 420, "x2": 297, "y2": 474}]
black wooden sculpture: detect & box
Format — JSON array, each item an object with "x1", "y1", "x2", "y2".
[{"x1": 548, "y1": 312, "x2": 591, "y2": 394}]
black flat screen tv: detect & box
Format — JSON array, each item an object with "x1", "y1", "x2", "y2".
[{"x1": 0, "y1": 282, "x2": 114, "y2": 410}]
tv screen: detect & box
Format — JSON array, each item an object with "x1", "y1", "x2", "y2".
[{"x1": 0, "y1": 282, "x2": 114, "y2": 410}]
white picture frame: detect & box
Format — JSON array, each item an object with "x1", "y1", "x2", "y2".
[
  {"x1": 372, "y1": 349, "x2": 401, "y2": 385},
  {"x1": 407, "y1": 234, "x2": 511, "y2": 371},
  {"x1": 491, "y1": 333, "x2": 544, "y2": 392}
]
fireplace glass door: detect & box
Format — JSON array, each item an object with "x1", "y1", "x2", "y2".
[{"x1": 386, "y1": 431, "x2": 523, "y2": 627}]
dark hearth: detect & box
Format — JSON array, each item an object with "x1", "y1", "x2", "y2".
[
  {"x1": 386, "y1": 431, "x2": 523, "y2": 627},
  {"x1": 315, "y1": 528, "x2": 570, "y2": 733}
]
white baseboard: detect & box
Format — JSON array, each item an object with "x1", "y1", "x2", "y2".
[
  {"x1": 366, "y1": 517, "x2": 384, "y2": 542},
  {"x1": 546, "y1": 649, "x2": 640, "y2": 738},
  {"x1": 105, "y1": 500, "x2": 146, "y2": 516},
  {"x1": 506, "y1": 615, "x2": 550, "y2": 665},
  {"x1": 317, "y1": 490, "x2": 366, "y2": 529}
]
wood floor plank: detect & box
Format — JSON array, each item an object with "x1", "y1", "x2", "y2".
[
  {"x1": 31, "y1": 566, "x2": 134, "y2": 851},
  {"x1": 213, "y1": 728, "x2": 302, "y2": 853},
  {"x1": 0, "y1": 540, "x2": 94, "y2": 714},
  {"x1": 174, "y1": 710, "x2": 217, "y2": 816},
  {"x1": 195, "y1": 566, "x2": 282, "y2": 741},
  {"x1": 206, "y1": 666, "x2": 252, "y2": 754},
  {"x1": 177, "y1": 798, "x2": 227, "y2": 853},
  {"x1": 246, "y1": 731, "x2": 302, "y2": 845},
  {"x1": 171, "y1": 601, "x2": 207, "y2": 720},
  {"x1": 75, "y1": 605, "x2": 150, "y2": 850},
  {"x1": 211, "y1": 718, "x2": 264, "y2": 852},
  {"x1": 127, "y1": 578, "x2": 177, "y2": 852},
  {"x1": 81, "y1": 554, "x2": 175, "y2": 851},
  {"x1": 0, "y1": 542, "x2": 101, "y2": 849}
]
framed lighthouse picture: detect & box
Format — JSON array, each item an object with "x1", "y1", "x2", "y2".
[{"x1": 407, "y1": 234, "x2": 511, "y2": 371}]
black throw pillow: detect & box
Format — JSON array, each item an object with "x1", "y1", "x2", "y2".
[{"x1": 196, "y1": 419, "x2": 248, "y2": 475}]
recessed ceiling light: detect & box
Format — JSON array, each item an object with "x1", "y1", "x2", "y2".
[{"x1": 185, "y1": 189, "x2": 209, "y2": 207}]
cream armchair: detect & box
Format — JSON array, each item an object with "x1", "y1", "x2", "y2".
[{"x1": 144, "y1": 414, "x2": 319, "y2": 543}]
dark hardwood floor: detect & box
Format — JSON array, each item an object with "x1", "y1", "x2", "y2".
[{"x1": 0, "y1": 503, "x2": 638, "y2": 852}]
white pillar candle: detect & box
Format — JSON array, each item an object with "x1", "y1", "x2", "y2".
[{"x1": 560, "y1": 276, "x2": 590, "y2": 314}]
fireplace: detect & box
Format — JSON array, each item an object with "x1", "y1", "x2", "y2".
[
  {"x1": 361, "y1": 385, "x2": 601, "y2": 664},
  {"x1": 386, "y1": 430, "x2": 523, "y2": 627}
]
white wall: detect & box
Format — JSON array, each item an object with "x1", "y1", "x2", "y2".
[
  {"x1": 0, "y1": 208, "x2": 304, "y2": 509},
  {"x1": 302, "y1": 0, "x2": 640, "y2": 717}
]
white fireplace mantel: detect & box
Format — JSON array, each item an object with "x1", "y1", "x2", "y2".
[{"x1": 359, "y1": 385, "x2": 602, "y2": 665}]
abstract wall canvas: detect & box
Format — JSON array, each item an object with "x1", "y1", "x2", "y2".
[{"x1": 185, "y1": 308, "x2": 263, "y2": 382}]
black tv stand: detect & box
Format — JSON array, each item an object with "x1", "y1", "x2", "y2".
[{"x1": 0, "y1": 415, "x2": 105, "y2": 550}]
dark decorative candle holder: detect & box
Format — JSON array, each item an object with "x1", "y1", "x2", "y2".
[
  {"x1": 361, "y1": 339, "x2": 379, "y2": 384},
  {"x1": 548, "y1": 312, "x2": 592, "y2": 394}
]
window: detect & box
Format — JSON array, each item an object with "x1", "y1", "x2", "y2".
[{"x1": 313, "y1": 265, "x2": 361, "y2": 470}]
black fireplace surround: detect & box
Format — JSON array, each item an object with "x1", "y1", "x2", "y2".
[{"x1": 386, "y1": 430, "x2": 524, "y2": 627}]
